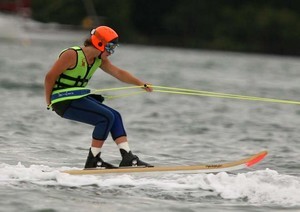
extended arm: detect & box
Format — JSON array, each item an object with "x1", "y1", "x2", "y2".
[{"x1": 100, "y1": 57, "x2": 153, "y2": 92}]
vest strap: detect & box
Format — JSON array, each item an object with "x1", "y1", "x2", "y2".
[{"x1": 55, "y1": 73, "x2": 89, "y2": 88}]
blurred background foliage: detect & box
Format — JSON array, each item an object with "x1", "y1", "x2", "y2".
[{"x1": 31, "y1": 0, "x2": 300, "y2": 55}]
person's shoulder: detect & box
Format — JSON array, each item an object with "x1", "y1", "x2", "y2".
[{"x1": 59, "y1": 48, "x2": 77, "y2": 60}]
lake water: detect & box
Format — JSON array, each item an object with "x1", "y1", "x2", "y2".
[{"x1": 0, "y1": 23, "x2": 300, "y2": 212}]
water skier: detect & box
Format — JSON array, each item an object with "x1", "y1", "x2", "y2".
[{"x1": 44, "y1": 26, "x2": 153, "y2": 169}]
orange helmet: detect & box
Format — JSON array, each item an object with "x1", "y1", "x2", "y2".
[{"x1": 90, "y1": 26, "x2": 118, "y2": 52}]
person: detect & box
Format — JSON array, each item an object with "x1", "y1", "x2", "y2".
[{"x1": 44, "y1": 26, "x2": 153, "y2": 169}]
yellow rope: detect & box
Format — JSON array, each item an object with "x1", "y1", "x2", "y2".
[
  {"x1": 92, "y1": 85, "x2": 300, "y2": 105},
  {"x1": 93, "y1": 85, "x2": 144, "y2": 93},
  {"x1": 103, "y1": 91, "x2": 146, "y2": 99},
  {"x1": 151, "y1": 86, "x2": 300, "y2": 105}
]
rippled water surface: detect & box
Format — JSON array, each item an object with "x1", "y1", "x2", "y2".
[{"x1": 0, "y1": 27, "x2": 300, "y2": 212}]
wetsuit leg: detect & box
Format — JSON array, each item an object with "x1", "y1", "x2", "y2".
[
  {"x1": 62, "y1": 96, "x2": 126, "y2": 140},
  {"x1": 99, "y1": 104, "x2": 127, "y2": 140}
]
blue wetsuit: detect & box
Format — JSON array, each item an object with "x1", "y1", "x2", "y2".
[{"x1": 53, "y1": 96, "x2": 127, "y2": 141}]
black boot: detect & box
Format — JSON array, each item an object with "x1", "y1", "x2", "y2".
[
  {"x1": 119, "y1": 149, "x2": 153, "y2": 167},
  {"x1": 84, "y1": 148, "x2": 116, "y2": 169}
]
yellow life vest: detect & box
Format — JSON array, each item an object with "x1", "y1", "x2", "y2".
[{"x1": 53, "y1": 46, "x2": 101, "y2": 90}]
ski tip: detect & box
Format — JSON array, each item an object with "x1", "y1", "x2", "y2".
[{"x1": 246, "y1": 150, "x2": 268, "y2": 167}]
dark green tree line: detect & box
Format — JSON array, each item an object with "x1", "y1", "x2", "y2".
[{"x1": 31, "y1": 0, "x2": 300, "y2": 55}]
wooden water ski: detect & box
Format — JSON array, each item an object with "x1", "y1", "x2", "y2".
[{"x1": 63, "y1": 151, "x2": 267, "y2": 175}]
